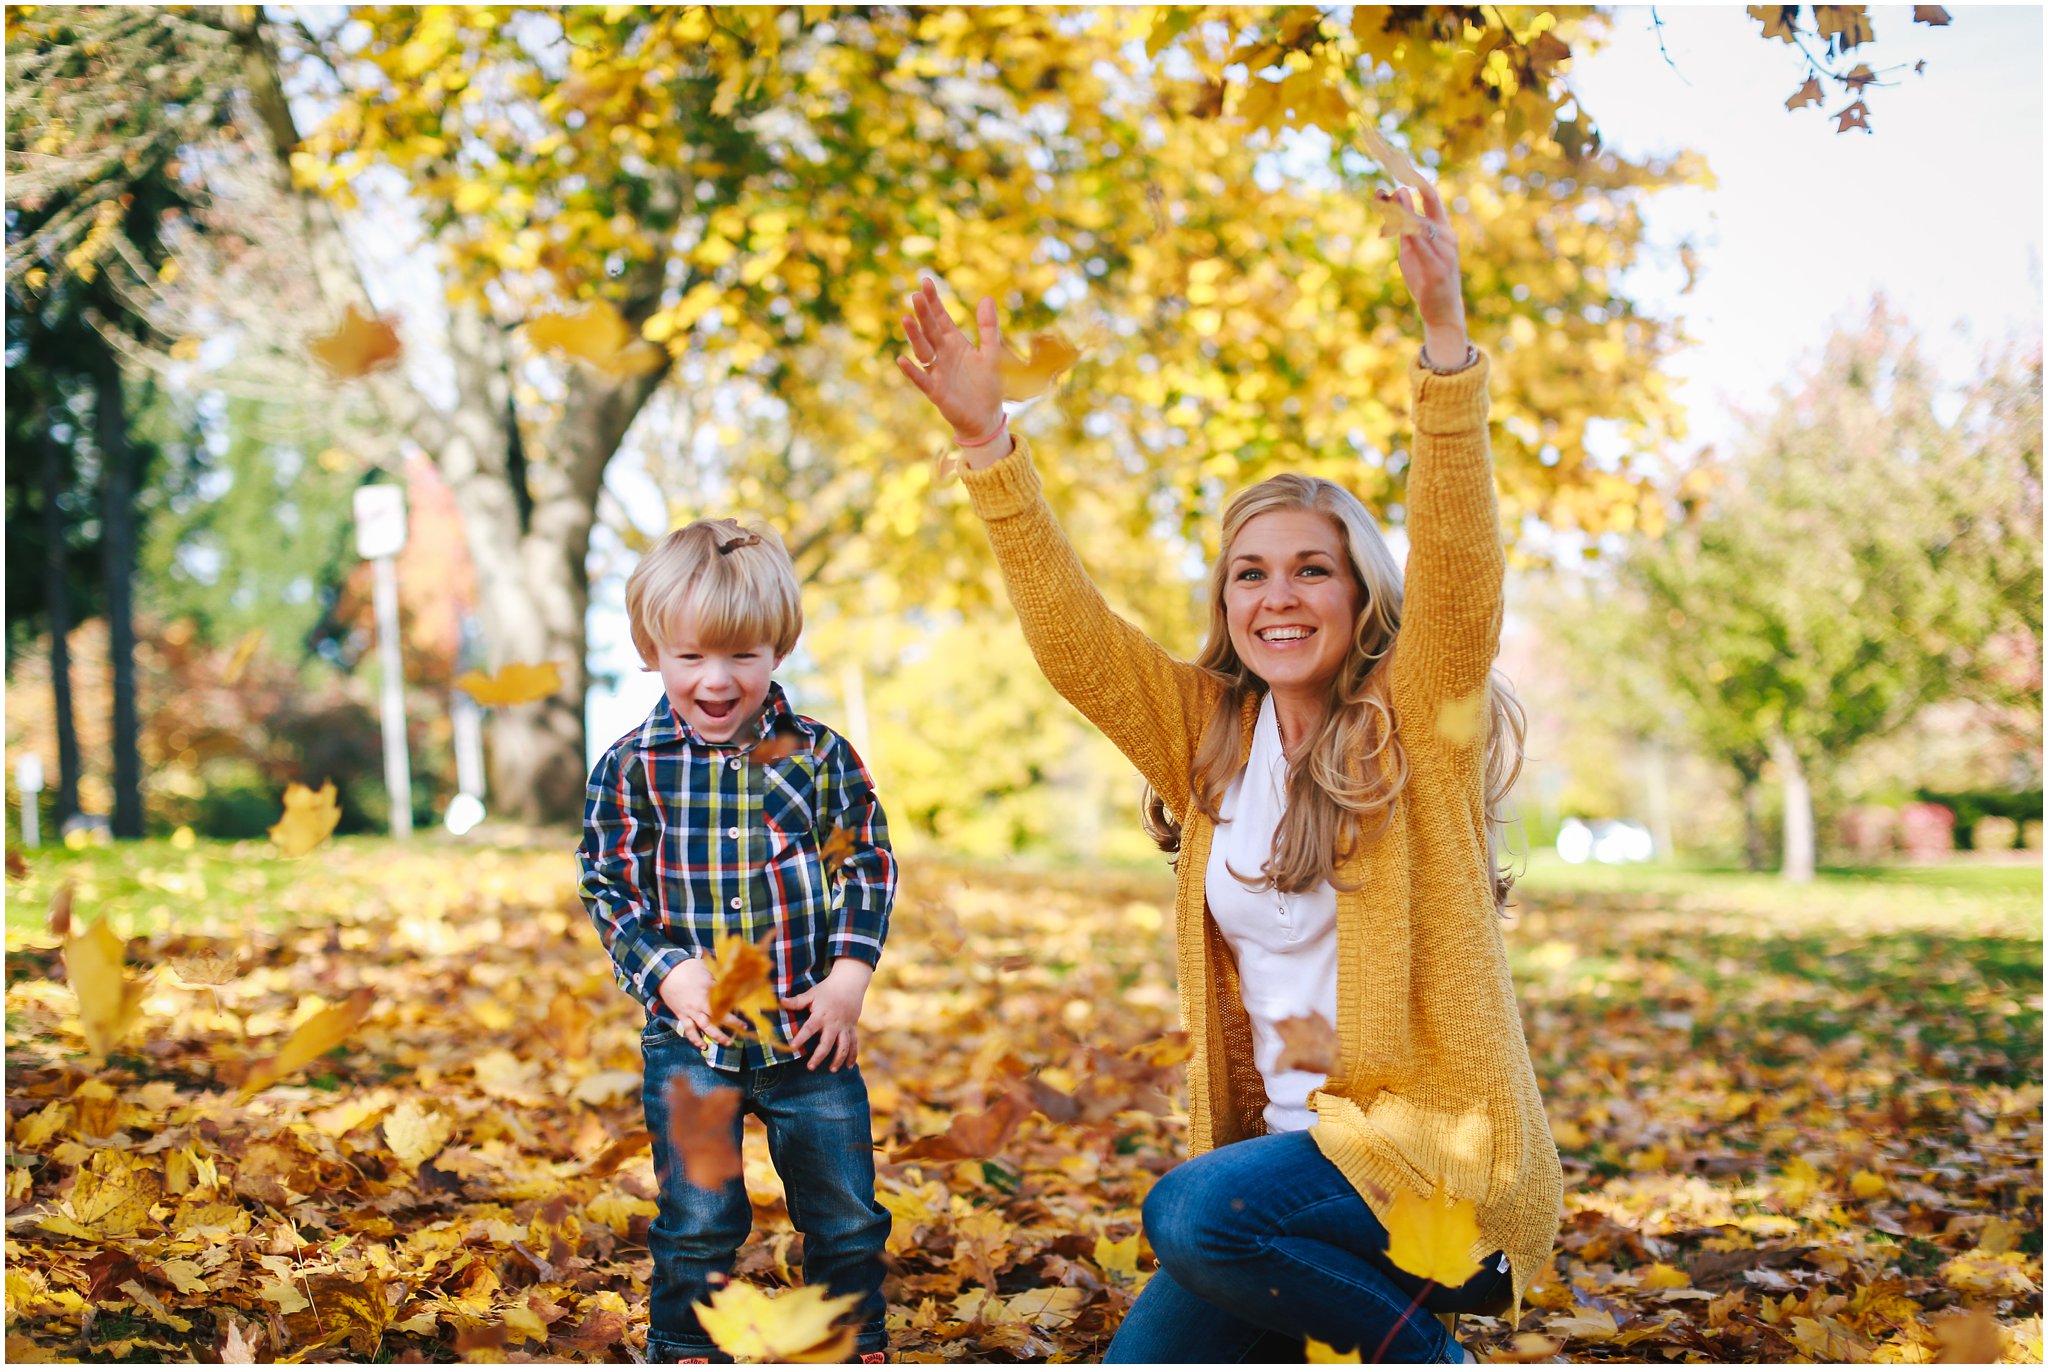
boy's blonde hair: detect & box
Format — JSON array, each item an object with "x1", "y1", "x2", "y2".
[{"x1": 626, "y1": 518, "x2": 803, "y2": 664}]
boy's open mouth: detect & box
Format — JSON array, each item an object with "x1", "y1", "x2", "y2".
[{"x1": 697, "y1": 698, "x2": 739, "y2": 721}]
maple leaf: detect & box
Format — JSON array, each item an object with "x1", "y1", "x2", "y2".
[
  {"x1": 269, "y1": 780, "x2": 341, "y2": 858},
  {"x1": 999, "y1": 330, "x2": 1081, "y2": 401},
  {"x1": 1785, "y1": 77, "x2": 1825, "y2": 111},
  {"x1": 1813, "y1": 5, "x2": 1874, "y2": 54},
  {"x1": 1354, "y1": 122, "x2": 1432, "y2": 194},
  {"x1": 54, "y1": 1149, "x2": 162, "y2": 1238},
  {"x1": 219, "y1": 1320, "x2": 262, "y2": 1365},
  {"x1": 1835, "y1": 100, "x2": 1873, "y2": 134},
  {"x1": 383, "y1": 1097, "x2": 454, "y2": 1168},
  {"x1": 665, "y1": 1073, "x2": 743, "y2": 1191},
  {"x1": 695, "y1": 1281, "x2": 860, "y2": 1362},
  {"x1": 1841, "y1": 63, "x2": 1878, "y2": 93},
  {"x1": 1747, "y1": 6, "x2": 1801, "y2": 43},
  {"x1": 239, "y1": 986, "x2": 375, "y2": 1095},
  {"x1": 703, "y1": 931, "x2": 782, "y2": 1037},
  {"x1": 307, "y1": 304, "x2": 402, "y2": 380},
  {"x1": 6, "y1": 847, "x2": 28, "y2": 881},
  {"x1": 168, "y1": 942, "x2": 236, "y2": 988},
  {"x1": 1932, "y1": 1308, "x2": 2003, "y2": 1363},
  {"x1": 1913, "y1": 5, "x2": 1951, "y2": 24},
  {"x1": 525, "y1": 299, "x2": 667, "y2": 377},
  {"x1": 1371, "y1": 188, "x2": 1434, "y2": 242},
  {"x1": 47, "y1": 878, "x2": 73, "y2": 937},
  {"x1": 1382, "y1": 1184, "x2": 1484, "y2": 1288},
  {"x1": 65, "y1": 914, "x2": 148, "y2": 1059},
  {"x1": 1272, "y1": 1013, "x2": 1339, "y2": 1074},
  {"x1": 454, "y1": 660, "x2": 563, "y2": 707},
  {"x1": 894, "y1": 1088, "x2": 1030, "y2": 1162},
  {"x1": 819, "y1": 826, "x2": 859, "y2": 880},
  {"x1": 1093, "y1": 1232, "x2": 1141, "y2": 1280}
]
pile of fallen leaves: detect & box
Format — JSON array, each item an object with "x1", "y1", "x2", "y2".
[{"x1": 3, "y1": 841, "x2": 2039, "y2": 1362}]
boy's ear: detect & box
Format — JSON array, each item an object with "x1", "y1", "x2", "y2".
[{"x1": 773, "y1": 654, "x2": 788, "y2": 670}]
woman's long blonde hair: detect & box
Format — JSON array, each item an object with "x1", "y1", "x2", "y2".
[{"x1": 1142, "y1": 474, "x2": 1527, "y2": 909}]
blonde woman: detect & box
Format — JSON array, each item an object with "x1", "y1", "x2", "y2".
[{"x1": 896, "y1": 180, "x2": 1560, "y2": 1363}]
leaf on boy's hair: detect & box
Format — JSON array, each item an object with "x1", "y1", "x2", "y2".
[
  {"x1": 1383, "y1": 1183, "x2": 1484, "y2": 1288},
  {"x1": 664, "y1": 1073, "x2": 743, "y2": 1191},
  {"x1": 455, "y1": 661, "x2": 563, "y2": 708},
  {"x1": 1272, "y1": 1013, "x2": 1339, "y2": 1074},
  {"x1": 695, "y1": 1280, "x2": 859, "y2": 1363},
  {"x1": 703, "y1": 932, "x2": 782, "y2": 1037},
  {"x1": 893, "y1": 1088, "x2": 1030, "y2": 1162},
  {"x1": 999, "y1": 330, "x2": 1081, "y2": 401},
  {"x1": 269, "y1": 781, "x2": 341, "y2": 858},
  {"x1": 819, "y1": 826, "x2": 859, "y2": 880}
]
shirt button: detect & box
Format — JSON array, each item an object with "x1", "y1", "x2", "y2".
[
  {"x1": 727, "y1": 827, "x2": 740, "y2": 839},
  {"x1": 729, "y1": 897, "x2": 742, "y2": 909},
  {"x1": 729, "y1": 759, "x2": 742, "y2": 770}
]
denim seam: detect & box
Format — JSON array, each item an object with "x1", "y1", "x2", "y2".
[{"x1": 1255, "y1": 1234, "x2": 1455, "y2": 1361}]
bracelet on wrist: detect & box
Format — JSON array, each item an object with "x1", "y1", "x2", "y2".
[
  {"x1": 1420, "y1": 341, "x2": 1479, "y2": 375},
  {"x1": 954, "y1": 412, "x2": 1009, "y2": 449}
]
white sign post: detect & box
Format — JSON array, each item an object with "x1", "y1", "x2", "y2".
[
  {"x1": 354, "y1": 484, "x2": 413, "y2": 839},
  {"x1": 16, "y1": 754, "x2": 44, "y2": 847}
]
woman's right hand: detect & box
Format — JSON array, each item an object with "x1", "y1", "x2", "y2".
[{"x1": 896, "y1": 276, "x2": 1009, "y2": 457}]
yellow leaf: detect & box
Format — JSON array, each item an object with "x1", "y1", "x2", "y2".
[
  {"x1": 257, "y1": 1276, "x2": 310, "y2": 1315},
  {"x1": 1272, "y1": 1013, "x2": 1339, "y2": 1073},
  {"x1": 65, "y1": 1150, "x2": 161, "y2": 1237},
  {"x1": 116, "y1": 1279, "x2": 192, "y2": 1333},
  {"x1": 455, "y1": 660, "x2": 563, "y2": 707},
  {"x1": 269, "y1": 781, "x2": 341, "y2": 858},
  {"x1": 382, "y1": 1098, "x2": 454, "y2": 1168},
  {"x1": 1382, "y1": 1184, "x2": 1483, "y2": 1288},
  {"x1": 307, "y1": 305, "x2": 402, "y2": 380},
  {"x1": 526, "y1": 299, "x2": 666, "y2": 377},
  {"x1": 240, "y1": 987, "x2": 374, "y2": 1096},
  {"x1": 1306, "y1": 1339, "x2": 1363, "y2": 1363},
  {"x1": 1372, "y1": 188, "x2": 1435, "y2": 242},
  {"x1": 64, "y1": 915, "x2": 148, "y2": 1058},
  {"x1": 1094, "y1": 1232, "x2": 1140, "y2": 1279},
  {"x1": 695, "y1": 1281, "x2": 860, "y2": 1363},
  {"x1": 169, "y1": 943, "x2": 236, "y2": 988},
  {"x1": 1640, "y1": 1262, "x2": 1691, "y2": 1289},
  {"x1": 1435, "y1": 689, "x2": 1486, "y2": 746},
  {"x1": 1354, "y1": 122, "x2": 1431, "y2": 193},
  {"x1": 999, "y1": 330, "x2": 1081, "y2": 401},
  {"x1": 222, "y1": 628, "x2": 265, "y2": 685},
  {"x1": 704, "y1": 931, "x2": 783, "y2": 1038},
  {"x1": 1849, "y1": 1168, "x2": 1887, "y2": 1199}
]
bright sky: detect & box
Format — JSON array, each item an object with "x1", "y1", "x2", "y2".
[{"x1": 585, "y1": 5, "x2": 2047, "y2": 759}]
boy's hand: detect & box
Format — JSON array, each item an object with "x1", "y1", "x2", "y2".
[
  {"x1": 781, "y1": 959, "x2": 872, "y2": 1072},
  {"x1": 656, "y1": 958, "x2": 738, "y2": 1050}
]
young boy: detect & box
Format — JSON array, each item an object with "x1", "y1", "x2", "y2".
[{"x1": 578, "y1": 518, "x2": 896, "y2": 1364}]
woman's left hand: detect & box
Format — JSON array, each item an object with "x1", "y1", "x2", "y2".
[{"x1": 1385, "y1": 180, "x2": 1469, "y2": 367}]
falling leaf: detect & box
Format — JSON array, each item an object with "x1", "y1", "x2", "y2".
[
  {"x1": 894, "y1": 1089, "x2": 1030, "y2": 1162},
  {"x1": 6, "y1": 848, "x2": 28, "y2": 881},
  {"x1": 455, "y1": 661, "x2": 563, "y2": 707},
  {"x1": 383, "y1": 1098, "x2": 454, "y2": 1168},
  {"x1": 819, "y1": 826, "x2": 859, "y2": 880},
  {"x1": 47, "y1": 878, "x2": 73, "y2": 937},
  {"x1": 240, "y1": 987, "x2": 375, "y2": 1096},
  {"x1": 1813, "y1": 5, "x2": 1873, "y2": 53},
  {"x1": 1785, "y1": 77, "x2": 1824, "y2": 111},
  {"x1": 1272, "y1": 1013, "x2": 1339, "y2": 1074},
  {"x1": 1306, "y1": 1340, "x2": 1363, "y2": 1364},
  {"x1": 307, "y1": 304, "x2": 402, "y2": 380},
  {"x1": 1835, "y1": 100, "x2": 1872, "y2": 134},
  {"x1": 1841, "y1": 63, "x2": 1877, "y2": 93},
  {"x1": 169, "y1": 943, "x2": 236, "y2": 988},
  {"x1": 1354, "y1": 122, "x2": 1431, "y2": 193},
  {"x1": 1372, "y1": 188, "x2": 1434, "y2": 242},
  {"x1": 525, "y1": 299, "x2": 667, "y2": 377},
  {"x1": 999, "y1": 330, "x2": 1081, "y2": 401},
  {"x1": 1932, "y1": 1308, "x2": 2003, "y2": 1363},
  {"x1": 1849, "y1": 1168, "x2": 1887, "y2": 1198},
  {"x1": 65, "y1": 915, "x2": 148, "y2": 1059},
  {"x1": 269, "y1": 781, "x2": 341, "y2": 858},
  {"x1": 703, "y1": 931, "x2": 783, "y2": 1037},
  {"x1": 1382, "y1": 1184, "x2": 1483, "y2": 1287},
  {"x1": 222, "y1": 628, "x2": 266, "y2": 685},
  {"x1": 1435, "y1": 690, "x2": 1487, "y2": 746},
  {"x1": 1913, "y1": 5, "x2": 1951, "y2": 24},
  {"x1": 749, "y1": 719, "x2": 808, "y2": 766},
  {"x1": 695, "y1": 1280, "x2": 859, "y2": 1362},
  {"x1": 1747, "y1": 6, "x2": 1801, "y2": 43},
  {"x1": 665, "y1": 1073, "x2": 743, "y2": 1191}
]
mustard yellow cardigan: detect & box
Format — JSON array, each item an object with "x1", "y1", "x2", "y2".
[{"x1": 960, "y1": 351, "x2": 1561, "y2": 1312}]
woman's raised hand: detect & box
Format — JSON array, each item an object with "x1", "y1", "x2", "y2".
[
  {"x1": 896, "y1": 276, "x2": 1007, "y2": 448},
  {"x1": 1383, "y1": 180, "x2": 1470, "y2": 369}
]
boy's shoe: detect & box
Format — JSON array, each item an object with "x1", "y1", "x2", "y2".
[{"x1": 857, "y1": 1356, "x2": 886, "y2": 1364}]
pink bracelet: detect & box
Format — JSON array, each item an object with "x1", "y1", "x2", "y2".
[{"x1": 954, "y1": 412, "x2": 1008, "y2": 448}]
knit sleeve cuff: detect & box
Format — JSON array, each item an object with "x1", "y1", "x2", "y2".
[
  {"x1": 959, "y1": 434, "x2": 1044, "y2": 523},
  {"x1": 1409, "y1": 348, "x2": 1492, "y2": 435}
]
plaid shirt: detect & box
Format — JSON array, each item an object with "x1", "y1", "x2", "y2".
[{"x1": 577, "y1": 682, "x2": 897, "y2": 1071}]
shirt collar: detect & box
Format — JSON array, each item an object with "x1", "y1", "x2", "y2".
[{"x1": 636, "y1": 680, "x2": 809, "y2": 753}]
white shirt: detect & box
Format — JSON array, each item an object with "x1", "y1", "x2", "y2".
[{"x1": 1204, "y1": 692, "x2": 1341, "y2": 1133}]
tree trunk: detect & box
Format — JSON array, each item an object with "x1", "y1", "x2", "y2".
[
  {"x1": 40, "y1": 429, "x2": 82, "y2": 829},
  {"x1": 1771, "y1": 733, "x2": 1815, "y2": 883},
  {"x1": 89, "y1": 332, "x2": 144, "y2": 839},
  {"x1": 1736, "y1": 755, "x2": 1769, "y2": 873}
]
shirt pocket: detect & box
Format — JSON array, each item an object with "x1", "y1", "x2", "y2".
[{"x1": 758, "y1": 754, "x2": 820, "y2": 861}]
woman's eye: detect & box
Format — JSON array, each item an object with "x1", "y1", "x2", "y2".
[{"x1": 1236, "y1": 569, "x2": 1264, "y2": 583}]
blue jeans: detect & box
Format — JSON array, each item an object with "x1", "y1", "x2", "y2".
[
  {"x1": 1107, "y1": 1131, "x2": 1510, "y2": 1364},
  {"x1": 640, "y1": 1020, "x2": 890, "y2": 1362}
]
